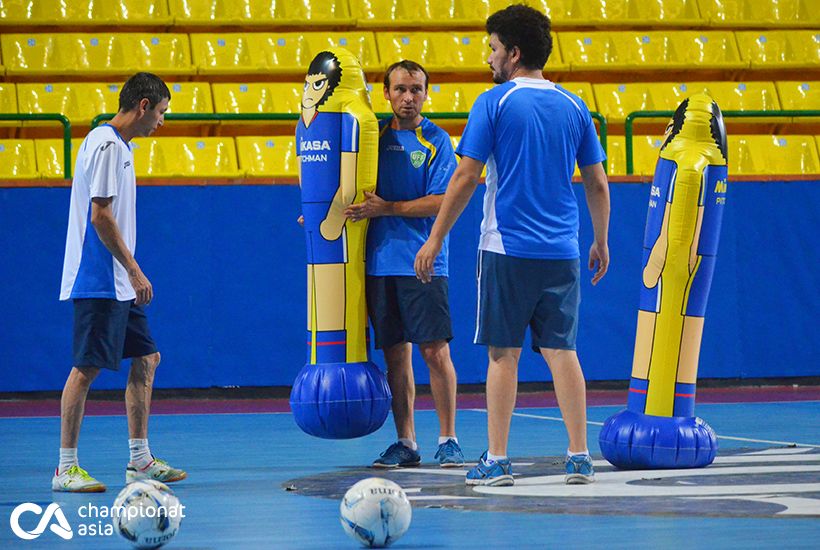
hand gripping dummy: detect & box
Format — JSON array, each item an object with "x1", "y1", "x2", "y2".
[
  {"x1": 290, "y1": 48, "x2": 391, "y2": 439},
  {"x1": 599, "y1": 93, "x2": 728, "y2": 468}
]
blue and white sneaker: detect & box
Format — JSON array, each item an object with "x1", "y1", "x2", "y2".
[
  {"x1": 565, "y1": 454, "x2": 595, "y2": 484},
  {"x1": 434, "y1": 439, "x2": 465, "y2": 468},
  {"x1": 372, "y1": 442, "x2": 421, "y2": 469},
  {"x1": 465, "y1": 452, "x2": 513, "y2": 486}
]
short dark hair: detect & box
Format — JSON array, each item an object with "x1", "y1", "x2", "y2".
[
  {"x1": 486, "y1": 4, "x2": 553, "y2": 70},
  {"x1": 383, "y1": 60, "x2": 429, "y2": 90},
  {"x1": 118, "y1": 72, "x2": 171, "y2": 112},
  {"x1": 307, "y1": 51, "x2": 343, "y2": 108}
]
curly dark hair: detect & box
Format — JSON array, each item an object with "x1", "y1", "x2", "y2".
[
  {"x1": 486, "y1": 4, "x2": 553, "y2": 70},
  {"x1": 306, "y1": 51, "x2": 343, "y2": 108}
]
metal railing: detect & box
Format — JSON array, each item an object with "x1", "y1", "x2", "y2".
[
  {"x1": 0, "y1": 114, "x2": 72, "y2": 178},
  {"x1": 624, "y1": 109, "x2": 820, "y2": 175}
]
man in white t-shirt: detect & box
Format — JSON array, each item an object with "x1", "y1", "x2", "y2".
[{"x1": 53, "y1": 72, "x2": 186, "y2": 492}]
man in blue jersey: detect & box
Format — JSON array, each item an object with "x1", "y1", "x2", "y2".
[
  {"x1": 54, "y1": 73, "x2": 186, "y2": 492},
  {"x1": 345, "y1": 60, "x2": 464, "y2": 469},
  {"x1": 415, "y1": 5, "x2": 611, "y2": 486}
]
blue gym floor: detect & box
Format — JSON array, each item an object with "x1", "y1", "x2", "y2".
[{"x1": 1, "y1": 399, "x2": 818, "y2": 549}]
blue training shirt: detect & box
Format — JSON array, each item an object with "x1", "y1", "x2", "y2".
[
  {"x1": 366, "y1": 117, "x2": 456, "y2": 276},
  {"x1": 456, "y1": 77, "x2": 606, "y2": 260}
]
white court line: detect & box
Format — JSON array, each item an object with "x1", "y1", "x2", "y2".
[{"x1": 465, "y1": 408, "x2": 820, "y2": 449}]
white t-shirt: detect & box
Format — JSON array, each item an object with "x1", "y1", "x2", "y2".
[{"x1": 60, "y1": 124, "x2": 137, "y2": 301}]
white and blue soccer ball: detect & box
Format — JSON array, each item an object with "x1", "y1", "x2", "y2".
[
  {"x1": 340, "y1": 477, "x2": 412, "y2": 548},
  {"x1": 112, "y1": 479, "x2": 183, "y2": 549}
]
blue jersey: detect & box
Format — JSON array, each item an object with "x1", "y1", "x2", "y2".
[
  {"x1": 456, "y1": 78, "x2": 605, "y2": 260},
  {"x1": 366, "y1": 117, "x2": 456, "y2": 276},
  {"x1": 297, "y1": 111, "x2": 359, "y2": 264}
]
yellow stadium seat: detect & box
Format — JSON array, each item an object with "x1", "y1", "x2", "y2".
[
  {"x1": 560, "y1": 31, "x2": 745, "y2": 71},
  {"x1": 576, "y1": 0, "x2": 703, "y2": 26},
  {"x1": 1, "y1": 34, "x2": 193, "y2": 76},
  {"x1": 460, "y1": 83, "x2": 494, "y2": 107},
  {"x1": 0, "y1": 139, "x2": 38, "y2": 179},
  {"x1": 776, "y1": 81, "x2": 820, "y2": 110},
  {"x1": 303, "y1": 33, "x2": 381, "y2": 72},
  {"x1": 130, "y1": 137, "x2": 241, "y2": 178},
  {"x1": 425, "y1": 83, "x2": 472, "y2": 113},
  {"x1": 665, "y1": 82, "x2": 781, "y2": 112},
  {"x1": 35, "y1": 138, "x2": 83, "y2": 179},
  {"x1": 605, "y1": 135, "x2": 663, "y2": 176},
  {"x1": 606, "y1": 135, "x2": 627, "y2": 175},
  {"x1": 0, "y1": 0, "x2": 171, "y2": 25},
  {"x1": 736, "y1": 31, "x2": 820, "y2": 69},
  {"x1": 698, "y1": 0, "x2": 818, "y2": 28},
  {"x1": 593, "y1": 83, "x2": 661, "y2": 123},
  {"x1": 166, "y1": 82, "x2": 214, "y2": 114},
  {"x1": 171, "y1": 0, "x2": 353, "y2": 26},
  {"x1": 729, "y1": 135, "x2": 820, "y2": 175},
  {"x1": 236, "y1": 136, "x2": 298, "y2": 178},
  {"x1": 17, "y1": 83, "x2": 120, "y2": 125},
  {"x1": 212, "y1": 83, "x2": 302, "y2": 114},
  {"x1": 0, "y1": 83, "x2": 17, "y2": 114},
  {"x1": 559, "y1": 82, "x2": 596, "y2": 112}
]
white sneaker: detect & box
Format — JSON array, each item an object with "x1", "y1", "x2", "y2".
[
  {"x1": 126, "y1": 457, "x2": 187, "y2": 483},
  {"x1": 52, "y1": 465, "x2": 106, "y2": 492}
]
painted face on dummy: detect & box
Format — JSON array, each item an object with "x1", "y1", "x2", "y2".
[
  {"x1": 487, "y1": 33, "x2": 516, "y2": 85},
  {"x1": 137, "y1": 97, "x2": 169, "y2": 138},
  {"x1": 302, "y1": 74, "x2": 330, "y2": 110},
  {"x1": 383, "y1": 68, "x2": 428, "y2": 124}
]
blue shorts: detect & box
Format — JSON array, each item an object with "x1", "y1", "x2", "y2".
[
  {"x1": 366, "y1": 276, "x2": 453, "y2": 350},
  {"x1": 475, "y1": 251, "x2": 580, "y2": 352},
  {"x1": 73, "y1": 299, "x2": 158, "y2": 371}
]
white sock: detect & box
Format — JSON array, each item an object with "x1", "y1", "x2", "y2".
[
  {"x1": 567, "y1": 448, "x2": 590, "y2": 458},
  {"x1": 438, "y1": 436, "x2": 458, "y2": 445},
  {"x1": 398, "y1": 438, "x2": 418, "y2": 451},
  {"x1": 486, "y1": 451, "x2": 507, "y2": 462},
  {"x1": 129, "y1": 439, "x2": 152, "y2": 467},
  {"x1": 58, "y1": 448, "x2": 78, "y2": 474}
]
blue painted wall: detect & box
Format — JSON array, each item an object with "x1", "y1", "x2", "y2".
[{"x1": 1, "y1": 181, "x2": 818, "y2": 392}]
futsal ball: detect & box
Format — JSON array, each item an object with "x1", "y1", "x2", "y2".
[
  {"x1": 339, "y1": 477, "x2": 412, "y2": 548},
  {"x1": 112, "y1": 479, "x2": 183, "y2": 549}
]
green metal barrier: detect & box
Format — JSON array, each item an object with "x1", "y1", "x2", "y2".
[
  {"x1": 624, "y1": 109, "x2": 820, "y2": 175},
  {"x1": 0, "y1": 114, "x2": 72, "y2": 179}
]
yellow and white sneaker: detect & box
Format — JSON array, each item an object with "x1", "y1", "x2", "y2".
[
  {"x1": 52, "y1": 465, "x2": 107, "y2": 492},
  {"x1": 126, "y1": 457, "x2": 187, "y2": 483}
]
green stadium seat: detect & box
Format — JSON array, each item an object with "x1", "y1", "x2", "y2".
[
  {"x1": 236, "y1": 136, "x2": 298, "y2": 178},
  {"x1": 130, "y1": 137, "x2": 241, "y2": 178},
  {"x1": 698, "y1": 0, "x2": 818, "y2": 28},
  {"x1": 35, "y1": 138, "x2": 83, "y2": 179},
  {"x1": 211, "y1": 83, "x2": 302, "y2": 114},
  {"x1": 1, "y1": 34, "x2": 193, "y2": 76},
  {"x1": 559, "y1": 31, "x2": 746, "y2": 71},
  {"x1": 17, "y1": 83, "x2": 120, "y2": 125},
  {"x1": 0, "y1": 139, "x2": 38, "y2": 179},
  {"x1": 729, "y1": 135, "x2": 820, "y2": 175},
  {"x1": 0, "y1": 0, "x2": 171, "y2": 25},
  {"x1": 736, "y1": 31, "x2": 820, "y2": 69},
  {"x1": 171, "y1": 0, "x2": 353, "y2": 26}
]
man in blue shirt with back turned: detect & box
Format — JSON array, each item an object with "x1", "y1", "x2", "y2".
[
  {"x1": 416, "y1": 5, "x2": 611, "y2": 486},
  {"x1": 345, "y1": 60, "x2": 464, "y2": 469}
]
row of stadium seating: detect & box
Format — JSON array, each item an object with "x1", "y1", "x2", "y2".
[
  {"x1": 0, "y1": 0, "x2": 817, "y2": 28},
  {"x1": 3, "y1": 134, "x2": 817, "y2": 179},
  {"x1": 1, "y1": 80, "x2": 816, "y2": 126},
  {"x1": 1, "y1": 30, "x2": 818, "y2": 76}
]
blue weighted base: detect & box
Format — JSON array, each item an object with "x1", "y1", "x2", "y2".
[
  {"x1": 599, "y1": 409, "x2": 717, "y2": 469},
  {"x1": 290, "y1": 361, "x2": 392, "y2": 439}
]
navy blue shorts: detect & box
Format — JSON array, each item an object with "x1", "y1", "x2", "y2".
[
  {"x1": 73, "y1": 299, "x2": 158, "y2": 371},
  {"x1": 366, "y1": 276, "x2": 453, "y2": 350},
  {"x1": 475, "y1": 251, "x2": 580, "y2": 352}
]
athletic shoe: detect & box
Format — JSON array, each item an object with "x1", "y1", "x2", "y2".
[
  {"x1": 126, "y1": 457, "x2": 187, "y2": 483},
  {"x1": 52, "y1": 465, "x2": 106, "y2": 493},
  {"x1": 434, "y1": 439, "x2": 465, "y2": 468},
  {"x1": 465, "y1": 451, "x2": 514, "y2": 486},
  {"x1": 565, "y1": 454, "x2": 595, "y2": 484},
  {"x1": 372, "y1": 442, "x2": 421, "y2": 469}
]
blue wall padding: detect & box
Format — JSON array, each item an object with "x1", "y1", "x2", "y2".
[{"x1": 1, "y1": 181, "x2": 818, "y2": 391}]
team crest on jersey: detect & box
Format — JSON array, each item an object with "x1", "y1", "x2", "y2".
[{"x1": 410, "y1": 150, "x2": 426, "y2": 168}]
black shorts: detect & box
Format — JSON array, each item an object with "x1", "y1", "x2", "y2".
[
  {"x1": 73, "y1": 299, "x2": 158, "y2": 371},
  {"x1": 366, "y1": 276, "x2": 453, "y2": 350}
]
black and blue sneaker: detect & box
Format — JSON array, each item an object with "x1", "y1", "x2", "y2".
[
  {"x1": 465, "y1": 451, "x2": 513, "y2": 486},
  {"x1": 372, "y1": 442, "x2": 421, "y2": 469},
  {"x1": 565, "y1": 454, "x2": 595, "y2": 484},
  {"x1": 434, "y1": 439, "x2": 465, "y2": 468}
]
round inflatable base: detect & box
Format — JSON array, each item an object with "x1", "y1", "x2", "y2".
[
  {"x1": 290, "y1": 361, "x2": 391, "y2": 439},
  {"x1": 599, "y1": 409, "x2": 717, "y2": 469}
]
